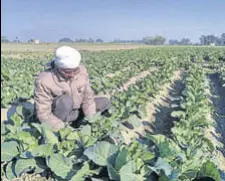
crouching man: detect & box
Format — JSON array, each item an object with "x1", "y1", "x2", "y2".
[{"x1": 34, "y1": 46, "x2": 110, "y2": 131}]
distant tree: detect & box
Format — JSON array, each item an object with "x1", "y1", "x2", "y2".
[
  {"x1": 169, "y1": 39, "x2": 179, "y2": 45},
  {"x1": 142, "y1": 35, "x2": 166, "y2": 45},
  {"x1": 95, "y1": 38, "x2": 104, "y2": 43},
  {"x1": 58, "y1": 37, "x2": 73, "y2": 43},
  {"x1": 179, "y1": 38, "x2": 191, "y2": 45},
  {"x1": 1, "y1": 36, "x2": 10, "y2": 43},
  {"x1": 220, "y1": 33, "x2": 225, "y2": 45},
  {"x1": 75, "y1": 38, "x2": 88, "y2": 43},
  {"x1": 200, "y1": 35, "x2": 207, "y2": 45},
  {"x1": 200, "y1": 35, "x2": 219, "y2": 45},
  {"x1": 88, "y1": 38, "x2": 94, "y2": 43},
  {"x1": 13, "y1": 37, "x2": 21, "y2": 43}
]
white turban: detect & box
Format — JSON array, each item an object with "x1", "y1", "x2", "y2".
[{"x1": 53, "y1": 46, "x2": 81, "y2": 69}]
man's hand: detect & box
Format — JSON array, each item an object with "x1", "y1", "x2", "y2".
[{"x1": 51, "y1": 119, "x2": 65, "y2": 131}]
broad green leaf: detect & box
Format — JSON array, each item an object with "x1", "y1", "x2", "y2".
[
  {"x1": 115, "y1": 149, "x2": 129, "y2": 171},
  {"x1": 120, "y1": 173, "x2": 145, "y2": 181},
  {"x1": 47, "y1": 153, "x2": 73, "y2": 179},
  {"x1": 5, "y1": 161, "x2": 16, "y2": 180},
  {"x1": 16, "y1": 106, "x2": 23, "y2": 117},
  {"x1": 119, "y1": 160, "x2": 145, "y2": 181},
  {"x1": 154, "y1": 158, "x2": 173, "y2": 177},
  {"x1": 17, "y1": 131, "x2": 36, "y2": 145},
  {"x1": 120, "y1": 160, "x2": 137, "y2": 174},
  {"x1": 15, "y1": 158, "x2": 36, "y2": 177},
  {"x1": 67, "y1": 131, "x2": 80, "y2": 140},
  {"x1": 198, "y1": 161, "x2": 221, "y2": 181},
  {"x1": 140, "y1": 165, "x2": 153, "y2": 176},
  {"x1": 34, "y1": 158, "x2": 48, "y2": 174},
  {"x1": 1, "y1": 141, "x2": 20, "y2": 162},
  {"x1": 86, "y1": 112, "x2": 102, "y2": 123},
  {"x1": 107, "y1": 162, "x2": 120, "y2": 181},
  {"x1": 42, "y1": 126, "x2": 59, "y2": 145},
  {"x1": 30, "y1": 144, "x2": 53, "y2": 157},
  {"x1": 147, "y1": 134, "x2": 182, "y2": 161},
  {"x1": 80, "y1": 125, "x2": 92, "y2": 136},
  {"x1": 59, "y1": 126, "x2": 74, "y2": 139},
  {"x1": 142, "y1": 151, "x2": 155, "y2": 161},
  {"x1": 84, "y1": 141, "x2": 118, "y2": 166},
  {"x1": 70, "y1": 162, "x2": 90, "y2": 181},
  {"x1": 1, "y1": 124, "x2": 8, "y2": 135},
  {"x1": 10, "y1": 113, "x2": 23, "y2": 127}
]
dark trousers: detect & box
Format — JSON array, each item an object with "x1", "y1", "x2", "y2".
[{"x1": 52, "y1": 95, "x2": 110, "y2": 128}]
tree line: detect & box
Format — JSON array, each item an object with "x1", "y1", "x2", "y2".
[{"x1": 1, "y1": 33, "x2": 225, "y2": 45}]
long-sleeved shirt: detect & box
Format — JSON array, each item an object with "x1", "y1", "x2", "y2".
[{"x1": 34, "y1": 64, "x2": 96, "y2": 130}]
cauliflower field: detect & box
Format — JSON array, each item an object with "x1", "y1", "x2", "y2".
[{"x1": 1, "y1": 45, "x2": 225, "y2": 181}]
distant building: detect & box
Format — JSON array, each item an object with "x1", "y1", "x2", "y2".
[{"x1": 28, "y1": 39, "x2": 40, "y2": 44}]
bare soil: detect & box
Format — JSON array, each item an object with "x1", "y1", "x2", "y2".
[
  {"x1": 142, "y1": 70, "x2": 184, "y2": 136},
  {"x1": 121, "y1": 70, "x2": 184, "y2": 144},
  {"x1": 208, "y1": 73, "x2": 225, "y2": 156},
  {"x1": 1, "y1": 43, "x2": 148, "y2": 53}
]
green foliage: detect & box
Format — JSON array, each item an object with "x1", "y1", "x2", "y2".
[{"x1": 1, "y1": 47, "x2": 224, "y2": 180}]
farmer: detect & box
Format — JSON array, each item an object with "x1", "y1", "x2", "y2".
[{"x1": 34, "y1": 46, "x2": 110, "y2": 131}]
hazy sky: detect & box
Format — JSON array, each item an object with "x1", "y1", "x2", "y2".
[{"x1": 2, "y1": 0, "x2": 225, "y2": 43}]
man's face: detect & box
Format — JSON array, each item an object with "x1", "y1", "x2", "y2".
[{"x1": 57, "y1": 67, "x2": 80, "y2": 79}]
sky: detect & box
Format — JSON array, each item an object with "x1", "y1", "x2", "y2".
[{"x1": 2, "y1": 0, "x2": 225, "y2": 43}]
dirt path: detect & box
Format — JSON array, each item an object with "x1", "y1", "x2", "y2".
[
  {"x1": 208, "y1": 73, "x2": 225, "y2": 155},
  {"x1": 121, "y1": 70, "x2": 184, "y2": 144},
  {"x1": 143, "y1": 70, "x2": 184, "y2": 136}
]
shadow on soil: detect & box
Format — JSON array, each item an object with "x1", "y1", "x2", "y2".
[
  {"x1": 143, "y1": 78, "x2": 185, "y2": 137},
  {"x1": 208, "y1": 73, "x2": 225, "y2": 156}
]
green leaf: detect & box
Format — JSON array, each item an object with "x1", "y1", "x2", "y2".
[
  {"x1": 80, "y1": 125, "x2": 92, "y2": 136},
  {"x1": 59, "y1": 126, "x2": 74, "y2": 140},
  {"x1": 154, "y1": 158, "x2": 173, "y2": 177},
  {"x1": 67, "y1": 131, "x2": 80, "y2": 140},
  {"x1": 120, "y1": 160, "x2": 137, "y2": 174},
  {"x1": 142, "y1": 151, "x2": 155, "y2": 161},
  {"x1": 85, "y1": 112, "x2": 102, "y2": 123},
  {"x1": 115, "y1": 149, "x2": 129, "y2": 171},
  {"x1": 47, "y1": 153, "x2": 73, "y2": 179},
  {"x1": 197, "y1": 161, "x2": 221, "y2": 181},
  {"x1": 30, "y1": 144, "x2": 54, "y2": 157},
  {"x1": 15, "y1": 158, "x2": 36, "y2": 177},
  {"x1": 1, "y1": 124, "x2": 8, "y2": 135},
  {"x1": 10, "y1": 113, "x2": 23, "y2": 127},
  {"x1": 171, "y1": 111, "x2": 186, "y2": 118},
  {"x1": 107, "y1": 162, "x2": 120, "y2": 181},
  {"x1": 1, "y1": 141, "x2": 20, "y2": 162},
  {"x1": 5, "y1": 161, "x2": 17, "y2": 180},
  {"x1": 84, "y1": 141, "x2": 118, "y2": 166},
  {"x1": 147, "y1": 134, "x2": 182, "y2": 161},
  {"x1": 17, "y1": 131, "x2": 36, "y2": 145},
  {"x1": 42, "y1": 125, "x2": 59, "y2": 145},
  {"x1": 16, "y1": 106, "x2": 23, "y2": 117},
  {"x1": 120, "y1": 173, "x2": 145, "y2": 181},
  {"x1": 70, "y1": 162, "x2": 90, "y2": 181},
  {"x1": 119, "y1": 160, "x2": 145, "y2": 181},
  {"x1": 34, "y1": 158, "x2": 48, "y2": 174}
]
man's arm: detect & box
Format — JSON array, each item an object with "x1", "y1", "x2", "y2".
[
  {"x1": 81, "y1": 69, "x2": 96, "y2": 117},
  {"x1": 34, "y1": 79, "x2": 65, "y2": 131}
]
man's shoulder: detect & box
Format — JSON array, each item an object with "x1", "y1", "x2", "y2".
[
  {"x1": 78, "y1": 64, "x2": 89, "y2": 76},
  {"x1": 35, "y1": 71, "x2": 53, "y2": 85}
]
